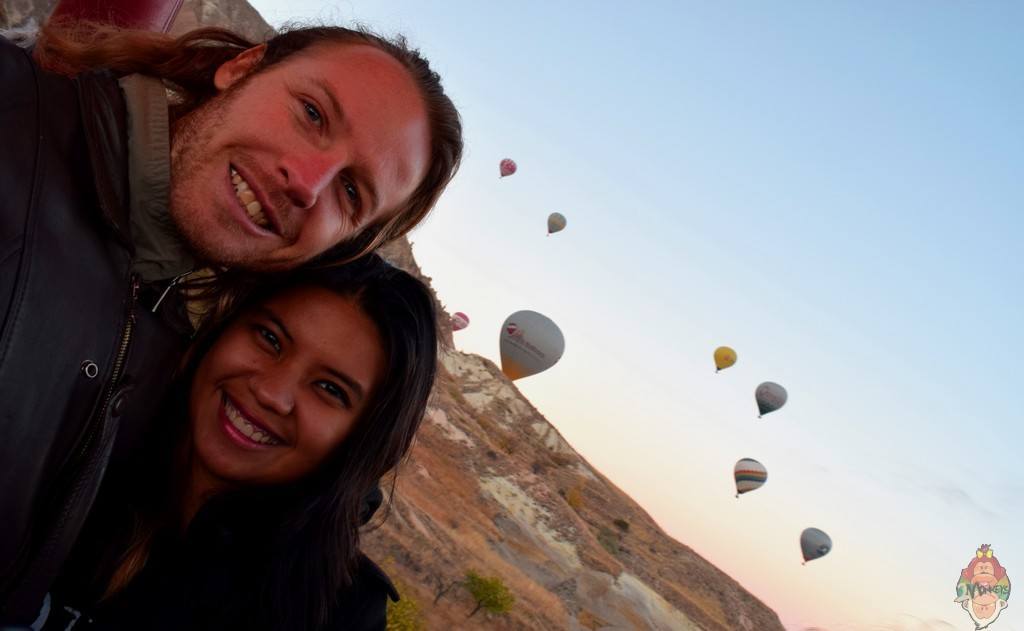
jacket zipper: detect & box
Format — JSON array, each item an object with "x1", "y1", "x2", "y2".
[{"x1": 69, "y1": 274, "x2": 138, "y2": 466}]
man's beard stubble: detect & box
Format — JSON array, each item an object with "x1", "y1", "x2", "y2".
[{"x1": 167, "y1": 84, "x2": 263, "y2": 270}]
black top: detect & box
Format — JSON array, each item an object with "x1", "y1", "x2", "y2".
[{"x1": 42, "y1": 486, "x2": 397, "y2": 631}]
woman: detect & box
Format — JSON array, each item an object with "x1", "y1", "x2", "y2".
[{"x1": 40, "y1": 255, "x2": 437, "y2": 631}]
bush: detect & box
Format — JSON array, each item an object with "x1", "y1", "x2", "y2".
[
  {"x1": 565, "y1": 486, "x2": 583, "y2": 511},
  {"x1": 464, "y1": 570, "x2": 515, "y2": 618},
  {"x1": 386, "y1": 582, "x2": 425, "y2": 631},
  {"x1": 597, "y1": 526, "x2": 619, "y2": 556},
  {"x1": 613, "y1": 518, "x2": 630, "y2": 532}
]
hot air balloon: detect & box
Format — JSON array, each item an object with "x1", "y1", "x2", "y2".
[
  {"x1": 714, "y1": 346, "x2": 737, "y2": 372},
  {"x1": 800, "y1": 528, "x2": 832, "y2": 564},
  {"x1": 499, "y1": 310, "x2": 564, "y2": 380},
  {"x1": 451, "y1": 312, "x2": 470, "y2": 332},
  {"x1": 499, "y1": 158, "x2": 517, "y2": 178},
  {"x1": 547, "y1": 212, "x2": 567, "y2": 235},
  {"x1": 755, "y1": 382, "x2": 787, "y2": 418},
  {"x1": 734, "y1": 458, "x2": 767, "y2": 498}
]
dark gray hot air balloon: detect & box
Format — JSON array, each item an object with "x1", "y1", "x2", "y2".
[
  {"x1": 800, "y1": 528, "x2": 832, "y2": 564},
  {"x1": 755, "y1": 382, "x2": 787, "y2": 418}
]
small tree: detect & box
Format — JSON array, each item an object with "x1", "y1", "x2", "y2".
[
  {"x1": 386, "y1": 582, "x2": 425, "y2": 631},
  {"x1": 432, "y1": 573, "x2": 459, "y2": 604},
  {"x1": 464, "y1": 570, "x2": 515, "y2": 618}
]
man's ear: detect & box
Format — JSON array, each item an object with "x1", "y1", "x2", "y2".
[{"x1": 213, "y1": 44, "x2": 268, "y2": 91}]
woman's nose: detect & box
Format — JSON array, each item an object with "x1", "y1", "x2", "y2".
[{"x1": 249, "y1": 369, "x2": 296, "y2": 417}]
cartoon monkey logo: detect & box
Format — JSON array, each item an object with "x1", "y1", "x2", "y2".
[{"x1": 955, "y1": 544, "x2": 1011, "y2": 630}]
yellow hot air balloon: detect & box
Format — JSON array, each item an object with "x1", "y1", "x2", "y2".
[{"x1": 714, "y1": 346, "x2": 737, "y2": 373}]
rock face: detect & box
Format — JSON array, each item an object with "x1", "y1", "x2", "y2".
[
  {"x1": 377, "y1": 239, "x2": 784, "y2": 631},
  {"x1": 1, "y1": 0, "x2": 785, "y2": 626},
  {"x1": 1, "y1": 0, "x2": 272, "y2": 38}
]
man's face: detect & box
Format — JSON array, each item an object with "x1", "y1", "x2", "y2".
[{"x1": 169, "y1": 42, "x2": 431, "y2": 271}]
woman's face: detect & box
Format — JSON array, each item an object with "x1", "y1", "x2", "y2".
[{"x1": 189, "y1": 286, "x2": 386, "y2": 490}]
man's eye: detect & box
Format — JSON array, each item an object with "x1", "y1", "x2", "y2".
[
  {"x1": 317, "y1": 381, "x2": 350, "y2": 407},
  {"x1": 257, "y1": 327, "x2": 281, "y2": 353},
  {"x1": 343, "y1": 181, "x2": 359, "y2": 205},
  {"x1": 302, "y1": 100, "x2": 323, "y2": 126}
]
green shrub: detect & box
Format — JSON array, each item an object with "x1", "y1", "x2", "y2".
[
  {"x1": 597, "y1": 526, "x2": 619, "y2": 556},
  {"x1": 464, "y1": 570, "x2": 515, "y2": 618},
  {"x1": 386, "y1": 582, "x2": 425, "y2": 631},
  {"x1": 613, "y1": 518, "x2": 630, "y2": 532}
]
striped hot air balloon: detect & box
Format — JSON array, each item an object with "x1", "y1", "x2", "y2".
[{"x1": 734, "y1": 458, "x2": 768, "y2": 498}]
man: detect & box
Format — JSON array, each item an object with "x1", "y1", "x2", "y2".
[{"x1": 0, "y1": 20, "x2": 462, "y2": 623}]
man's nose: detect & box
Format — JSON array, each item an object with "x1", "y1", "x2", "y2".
[
  {"x1": 249, "y1": 367, "x2": 296, "y2": 417},
  {"x1": 279, "y1": 149, "x2": 346, "y2": 210}
]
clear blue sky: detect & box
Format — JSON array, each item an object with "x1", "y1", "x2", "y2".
[{"x1": 251, "y1": 2, "x2": 1022, "y2": 628}]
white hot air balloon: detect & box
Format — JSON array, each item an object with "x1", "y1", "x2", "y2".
[
  {"x1": 499, "y1": 311, "x2": 565, "y2": 380},
  {"x1": 734, "y1": 458, "x2": 767, "y2": 498}
]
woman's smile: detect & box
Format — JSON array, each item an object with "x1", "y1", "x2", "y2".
[{"x1": 220, "y1": 393, "x2": 284, "y2": 447}]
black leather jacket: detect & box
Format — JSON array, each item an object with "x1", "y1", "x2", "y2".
[{"x1": 0, "y1": 37, "x2": 191, "y2": 623}]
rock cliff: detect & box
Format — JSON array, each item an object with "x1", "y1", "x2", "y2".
[{"x1": 378, "y1": 239, "x2": 783, "y2": 631}]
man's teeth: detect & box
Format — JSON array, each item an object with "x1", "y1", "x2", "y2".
[
  {"x1": 230, "y1": 167, "x2": 271, "y2": 230},
  {"x1": 224, "y1": 397, "x2": 280, "y2": 446}
]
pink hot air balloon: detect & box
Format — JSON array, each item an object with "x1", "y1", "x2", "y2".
[
  {"x1": 451, "y1": 312, "x2": 470, "y2": 331},
  {"x1": 499, "y1": 158, "x2": 517, "y2": 178}
]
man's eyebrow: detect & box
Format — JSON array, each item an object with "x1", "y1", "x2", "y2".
[
  {"x1": 256, "y1": 307, "x2": 293, "y2": 344},
  {"x1": 352, "y1": 165, "x2": 381, "y2": 215},
  {"x1": 313, "y1": 78, "x2": 344, "y2": 123},
  {"x1": 325, "y1": 366, "x2": 366, "y2": 403}
]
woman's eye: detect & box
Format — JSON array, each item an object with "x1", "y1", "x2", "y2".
[
  {"x1": 317, "y1": 381, "x2": 350, "y2": 407},
  {"x1": 302, "y1": 100, "x2": 323, "y2": 126},
  {"x1": 257, "y1": 327, "x2": 281, "y2": 353}
]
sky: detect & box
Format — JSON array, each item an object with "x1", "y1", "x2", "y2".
[{"x1": 248, "y1": 2, "x2": 1024, "y2": 629}]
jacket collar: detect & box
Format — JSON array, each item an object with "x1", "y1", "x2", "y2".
[{"x1": 76, "y1": 69, "x2": 134, "y2": 250}]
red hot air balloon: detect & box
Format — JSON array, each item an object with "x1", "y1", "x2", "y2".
[
  {"x1": 499, "y1": 158, "x2": 517, "y2": 178},
  {"x1": 451, "y1": 312, "x2": 470, "y2": 331}
]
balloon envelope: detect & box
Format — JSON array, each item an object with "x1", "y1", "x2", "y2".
[
  {"x1": 547, "y1": 212, "x2": 567, "y2": 235},
  {"x1": 499, "y1": 310, "x2": 565, "y2": 380},
  {"x1": 714, "y1": 346, "x2": 737, "y2": 372},
  {"x1": 800, "y1": 528, "x2": 832, "y2": 563},
  {"x1": 755, "y1": 382, "x2": 788, "y2": 417},
  {"x1": 499, "y1": 158, "x2": 517, "y2": 178},
  {"x1": 451, "y1": 312, "x2": 470, "y2": 331},
  {"x1": 734, "y1": 458, "x2": 767, "y2": 496}
]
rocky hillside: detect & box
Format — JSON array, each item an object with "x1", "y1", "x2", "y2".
[{"x1": 379, "y1": 240, "x2": 783, "y2": 631}]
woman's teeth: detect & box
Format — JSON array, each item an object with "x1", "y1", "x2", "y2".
[
  {"x1": 230, "y1": 167, "x2": 271, "y2": 231},
  {"x1": 224, "y1": 397, "x2": 280, "y2": 446}
]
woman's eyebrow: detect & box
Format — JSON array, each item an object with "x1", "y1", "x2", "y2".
[
  {"x1": 256, "y1": 307, "x2": 293, "y2": 344},
  {"x1": 324, "y1": 366, "x2": 365, "y2": 402}
]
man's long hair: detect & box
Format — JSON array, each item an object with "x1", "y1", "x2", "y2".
[
  {"x1": 90, "y1": 255, "x2": 438, "y2": 629},
  {"x1": 34, "y1": 18, "x2": 463, "y2": 262}
]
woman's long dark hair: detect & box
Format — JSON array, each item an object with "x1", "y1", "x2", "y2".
[{"x1": 103, "y1": 254, "x2": 437, "y2": 629}]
